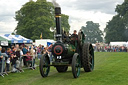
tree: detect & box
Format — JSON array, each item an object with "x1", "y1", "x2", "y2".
[
  {"x1": 81, "y1": 21, "x2": 103, "y2": 43},
  {"x1": 50, "y1": 14, "x2": 70, "y2": 34},
  {"x1": 105, "y1": 0, "x2": 128, "y2": 43},
  {"x1": 104, "y1": 15, "x2": 125, "y2": 43},
  {"x1": 61, "y1": 14, "x2": 70, "y2": 32},
  {"x1": 15, "y1": 0, "x2": 55, "y2": 40}
]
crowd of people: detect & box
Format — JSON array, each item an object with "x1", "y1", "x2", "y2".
[
  {"x1": 0, "y1": 45, "x2": 35, "y2": 75},
  {"x1": 37, "y1": 44, "x2": 53, "y2": 61},
  {"x1": 0, "y1": 44, "x2": 53, "y2": 77},
  {"x1": 94, "y1": 45, "x2": 128, "y2": 52}
]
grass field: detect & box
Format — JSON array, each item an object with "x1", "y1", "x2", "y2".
[{"x1": 0, "y1": 52, "x2": 128, "y2": 85}]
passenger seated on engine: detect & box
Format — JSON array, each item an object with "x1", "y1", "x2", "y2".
[
  {"x1": 62, "y1": 31, "x2": 70, "y2": 43},
  {"x1": 25, "y1": 52, "x2": 35, "y2": 69},
  {"x1": 71, "y1": 30, "x2": 78, "y2": 45}
]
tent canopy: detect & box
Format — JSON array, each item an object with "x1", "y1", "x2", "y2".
[
  {"x1": 0, "y1": 36, "x2": 9, "y2": 41},
  {"x1": 14, "y1": 35, "x2": 33, "y2": 43},
  {"x1": 0, "y1": 36, "x2": 11, "y2": 46},
  {"x1": 0, "y1": 36, "x2": 11, "y2": 43},
  {"x1": 3, "y1": 34, "x2": 33, "y2": 44}
]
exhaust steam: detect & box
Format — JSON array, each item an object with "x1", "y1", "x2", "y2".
[{"x1": 52, "y1": 0, "x2": 60, "y2": 7}]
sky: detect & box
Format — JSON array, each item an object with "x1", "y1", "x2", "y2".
[{"x1": 0, "y1": 0, "x2": 124, "y2": 35}]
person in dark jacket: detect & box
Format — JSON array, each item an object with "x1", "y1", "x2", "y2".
[
  {"x1": 22, "y1": 45, "x2": 28, "y2": 66},
  {"x1": 71, "y1": 30, "x2": 78, "y2": 45},
  {"x1": 11, "y1": 47, "x2": 17, "y2": 72}
]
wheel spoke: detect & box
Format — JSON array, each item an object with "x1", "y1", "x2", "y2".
[
  {"x1": 75, "y1": 63, "x2": 79, "y2": 67},
  {"x1": 89, "y1": 48, "x2": 92, "y2": 53},
  {"x1": 43, "y1": 64, "x2": 49, "y2": 75},
  {"x1": 43, "y1": 60, "x2": 46, "y2": 64},
  {"x1": 89, "y1": 62, "x2": 92, "y2": 66},
  {"x1": 90, "y1": 55, "x2": 92, "y2": 60},
  {"x1": 89, "y1": 54, "x2": 92, "y2": 60},
  {"x1": 43, "y1": 67, "x2": 45, "y2": 72}
]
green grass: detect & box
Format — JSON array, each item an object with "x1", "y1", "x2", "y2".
[{"x1": 0, "y1": 52, "x2": 128, "y2": 85}]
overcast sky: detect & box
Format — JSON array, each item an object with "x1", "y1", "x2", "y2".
[{"x1": 0, "y1": 0, "x2": 124, "y2": 35}]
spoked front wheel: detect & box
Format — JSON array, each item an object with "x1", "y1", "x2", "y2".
[
  {"x1": 39, "y1": 53, "x2": 50, "y2": 77},
  {"x1": 72, "y1": 53, "x2": 81, "y2": 78}
]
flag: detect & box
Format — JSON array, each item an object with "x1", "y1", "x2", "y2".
[
  {"x1": 40, "y1": 33, "x2": 43, "y2": 39},
  {"x1": 63, "y1": 27, "x2": 64, "y2": 32}
]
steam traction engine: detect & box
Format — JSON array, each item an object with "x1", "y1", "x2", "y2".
[{"x1": 39, "y1": 7, "x2": 94, "y2": 78}]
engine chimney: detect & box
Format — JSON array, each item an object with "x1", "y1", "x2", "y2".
[{"x1": 55, "y1": 7, "x2": 62, "y2": 41}]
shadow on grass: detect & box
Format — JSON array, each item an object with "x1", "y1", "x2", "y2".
[{"x1": 46, "y1": 68, "x2": 89, "y2": 79}]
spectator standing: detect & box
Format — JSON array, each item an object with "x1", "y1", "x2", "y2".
[
  {"x1": 37, "y1": 46, "x2": 41, "y2": 60},
  {"x1": 15, "y1": 44, "x2": 23, "y2": 72},
  {"x1": 1, "y1": 48, "x2": 8, "y2": 73},
  {"x1": 6, "y1": 48, "x2": 11, "y2": 72},
  {"x1": 0, "y1": 46, "x2": 3, "y2": 73},
  {"x1": 22, "y1": 45, "x2": 28, "y2": 66},
  {"x1": 0, "y1": 46, "x2": 2, "y2": 55},
  {"x1": 19, "y1": 46, "x2": 24, "y2": 70},
  {"x1": 30, "y1": 45, "x2": 35, "y2": 69},
  {"x1": 11, "y1": 46, "x2": 17, "y2": 72},
  {"x1": 22, "y1": 45, "x2": 28, "y2": 54},
  {"x1": 48, "y1": 44, "x2": 53, "y2": 62}
]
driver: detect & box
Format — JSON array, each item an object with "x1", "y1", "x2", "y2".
[
  {"x1": 71, "y1": 30, "x2": 78, "y2": 45},
  {"x1": 71, "y1": 30, "x2": 78, "y2": 40}
]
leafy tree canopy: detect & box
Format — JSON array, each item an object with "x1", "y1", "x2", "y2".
[
  {"x1": 81, "y1": 21, "x2": 103, "y2": 43},
  {"x1": 61, "y1": 14, "x2": 70, "y2": 32},
  {"x1": 105, "y1": 0, "x2": 128, "y2": 43},
  {"x1": 15, "y1": 0, "x2": 70, "y2": 41}
]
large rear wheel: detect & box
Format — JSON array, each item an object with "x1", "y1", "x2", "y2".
[
  {"x1": 39, "y1": 53, "x2": 50, "y2": 77},
  {"x1": 72, "y1": 53, "x2": 81, "y2": 78},
  {"x1": 82, "y1": 43, "x2": 94, "y2": 72}
]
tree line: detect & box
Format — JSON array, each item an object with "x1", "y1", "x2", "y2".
[{"x1": 14, "y1": 0, "x2": 128, "y2": 43}]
